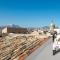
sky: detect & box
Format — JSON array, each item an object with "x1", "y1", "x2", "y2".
[{"x1": 0, "y1": 0, "x2": 60, "y2": 27}]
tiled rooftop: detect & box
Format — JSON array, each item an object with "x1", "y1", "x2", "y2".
[{"x1": 0, "y1": 33, "x2": 51, "y2": 60}]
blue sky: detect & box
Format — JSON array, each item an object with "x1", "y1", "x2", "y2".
[{"x1": 0, "y1": 0, "x2": 60, "y2": 27}]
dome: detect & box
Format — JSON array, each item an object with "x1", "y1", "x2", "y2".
[
  {"x1": 50, "y1": 22, "x2": 55, "y2": 29},
  {"x1": 49, "y1": 21, "x2": 56, "y2": 31},
  {"x1": 50, "y1": 23, "x2": 55, "y2": 27}
]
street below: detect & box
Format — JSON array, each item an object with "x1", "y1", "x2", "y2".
[{"x1": 26, "y1": 38, "x2": 60, "y2": 60}]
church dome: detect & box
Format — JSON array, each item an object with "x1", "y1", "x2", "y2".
[
  {"x1": 49, "y1": 21, "x2": 56, "y2": 31},
  {"x1": 50, "y1": 23, "x2": 55, "y2": 27},
  {"x1": 50, "y1": 21, "x2": 55, "y2": 29}
]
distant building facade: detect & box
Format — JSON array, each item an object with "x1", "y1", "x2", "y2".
[{"x1": 2, "y1": 27, "x2": 28, "y2": 34}]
